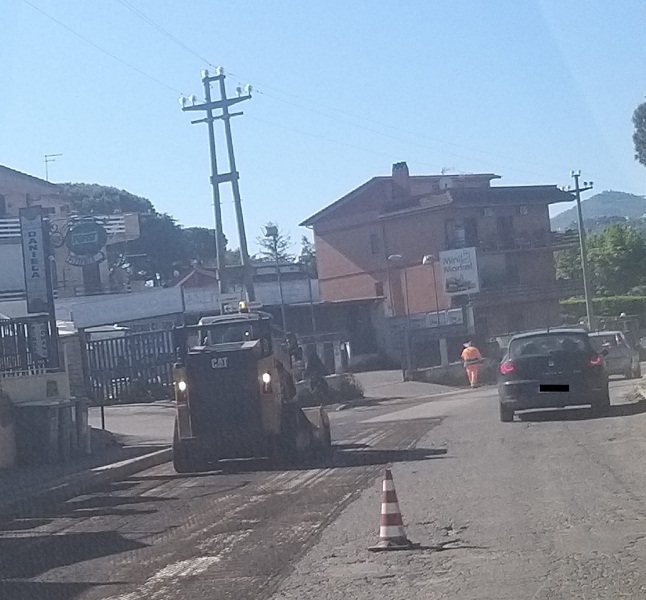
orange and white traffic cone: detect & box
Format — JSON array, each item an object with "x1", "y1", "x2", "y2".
[{"x1": 368, "y1": 468, "x2": 419, "y2": 551}]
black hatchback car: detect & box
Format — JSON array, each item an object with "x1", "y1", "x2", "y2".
[{"x1": 497, "y1": 328, "x2": 610, "y2": 422}]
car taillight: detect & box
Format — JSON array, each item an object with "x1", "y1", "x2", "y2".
[
  {"x1": 500, "y1": 360, "x2": 515, "y2": 374},
  {"x1": 589, "y1": 354, "x2": 603, "y2": 366}
]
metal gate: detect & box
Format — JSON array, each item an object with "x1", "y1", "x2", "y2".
[{"x1": 83, "y1": 329, "x2": 176, "y2": 404}]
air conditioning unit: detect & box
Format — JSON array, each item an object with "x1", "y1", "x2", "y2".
[
  {"x1": 519, "y1": 206, "x2": 529, "y2": 215},
  {"x1": 483, "y1": 207, "x2": 494, "y2": 217}
]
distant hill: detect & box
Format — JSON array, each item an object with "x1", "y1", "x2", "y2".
[{"x1": 551, "y1": 190, "x2": 646, "y2": 231}]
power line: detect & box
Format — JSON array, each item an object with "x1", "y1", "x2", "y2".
[
  {"x1": 113, "y1": 0, "x2": 216, "y2": 68},
  {"x1": 246, "y1": 116, "x2": 440, "y2": 170},
  {"x1": 107, "y1": 0, "x2": 564, "y2": 178},
  {"x1": 21, "y1": 0, "x2": 183, "y2": 94}
]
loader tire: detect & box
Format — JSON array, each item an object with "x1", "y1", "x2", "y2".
[{"x1": 172, "y1": 421, "x2": 209, "y2": 474}]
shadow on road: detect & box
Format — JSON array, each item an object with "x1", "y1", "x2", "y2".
[
  {"x1": 332, "y1": 446, "x2": 447, "y2": 468},
  {"x1": 0, "y1": 581, "x2": 113, "y2": 600},
  {"x1": 0, "y1": 531, "x2": 147, "y2": 579},
  {"x1": 517, "y1": 400, "x2": 646, "y2": 422}
]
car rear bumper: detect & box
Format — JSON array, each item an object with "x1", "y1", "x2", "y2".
[{"x1": 498, "y1": 379, "x2": 606, "y2": 410}]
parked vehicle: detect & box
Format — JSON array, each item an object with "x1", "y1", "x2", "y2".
[
  {"x1": 497, "y1": 328, "x2": 610, "y2": 422},
  {"x1": 589, "y1": 331, "x2": 641, "y2": 379}
]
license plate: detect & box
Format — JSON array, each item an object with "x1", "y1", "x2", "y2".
[{"x1": 540, "y1": 384, "x2": 569, "y2": 393}]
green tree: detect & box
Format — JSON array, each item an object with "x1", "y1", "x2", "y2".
[
  {"x1": 587, "y1": 224, "x2": 646, "y2": 296},
  {"x1": 299, "y1": 235, "x2": 318, "y2": 277},
  {"x1": 58, "y1": 183, "x2": 155, "y2": 215},
  {"x1": 633, "y1": 101, "x2": 646, "y2": 167},
  {"x1": 255, "y1": 222, "x2": 294, "y2": 263},
  {"x1": 181, "y1": 228, "x2": 241, "y2": 267},
  {"x1": 556, "y1": 224, "x2": 646, "y2": 296},
  {"x1": 555, "y1": 246, "x2": 581, "y2": 282}
]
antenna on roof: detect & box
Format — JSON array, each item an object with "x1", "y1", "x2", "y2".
[{"x1": 44, "y1": 153, "x2": 62, "y2": 181}]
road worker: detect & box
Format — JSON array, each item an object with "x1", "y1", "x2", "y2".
[{"x1": 461, "y1": 341, "x2": 483, "y2": 388}]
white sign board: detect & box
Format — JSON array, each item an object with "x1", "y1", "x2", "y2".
[{"x1": 439, "y1": 247, "x2": 480, "y2": 296}]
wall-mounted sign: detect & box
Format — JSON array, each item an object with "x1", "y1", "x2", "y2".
[
  {"x1": 19, "y1": 207, "x2": 50, "y2": 313},
  {"x1": 65, "y1": 219, "x2": 108, "y2": 267},
  {"x1": 28, "y1": 320, "x2": 50, "y2": 359},
  {"x1": 439, "y1": 247, "x2": 480, "y2": 296}
]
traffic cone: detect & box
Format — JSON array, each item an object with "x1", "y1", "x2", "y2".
[{"x1": 368, "y1": 468, "x2": 419, "y2": 551}]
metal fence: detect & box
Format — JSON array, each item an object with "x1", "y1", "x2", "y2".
[
  {"x1": 83, "y1": 329, "x2": 176, "y2": 404},
  {"x1": 0, "y1": 315, "x2": 59, "y2": 375}
]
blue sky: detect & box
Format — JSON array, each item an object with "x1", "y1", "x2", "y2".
[{"x1": 3, "y1": 0, "x2": 645, "y2": 253}]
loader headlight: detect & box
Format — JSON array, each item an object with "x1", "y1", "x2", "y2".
[
  {"x1": 177, "y1": 380, "x2": 188, "y2": 392},
  {"x1": 261, "y1": 372, "x2": 273, "y2": 393}
]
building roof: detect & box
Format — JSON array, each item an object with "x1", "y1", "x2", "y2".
[
  {"x1": 173, "y1": 268, "x2": 218, "y2": 287},
  {"x1": 300, "y1": 177, "x2": 387, "y2": 227},
  {"x1": 446, "y1": 185, "x2": 575, "y2": 205},
  {"x1": 299, "y1": 172, "x2": 514, "y2": 227},
  {"x1": 0, "y1": 165, "x2": 59, "y2": 189}
]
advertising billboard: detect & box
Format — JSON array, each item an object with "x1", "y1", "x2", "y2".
[{"x1": 439, "y1": 247, "x2": 480, "y2": 296}]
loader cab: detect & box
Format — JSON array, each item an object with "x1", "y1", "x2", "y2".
[{"x1": 190, "y1": 312, "x2": 275, "y2": 358}]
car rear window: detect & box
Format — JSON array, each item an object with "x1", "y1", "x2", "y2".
[{"x1": 509, "y1": 334, "x2": 591, "y2": 359}]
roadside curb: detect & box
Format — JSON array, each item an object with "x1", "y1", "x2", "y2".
[{"x1": 0, "y1": 447, "x2": 172, "y2": 522}]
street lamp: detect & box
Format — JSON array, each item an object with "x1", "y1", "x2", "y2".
[
  {"x1": 388, "y1": 254, "x2": 412, "y2": 377},
  {"x1": 265, "y1": 225, "x2": 287, "y2": 331},
  {"x1": 422, "y1": 254, "x2": 441, "y2": 325}
]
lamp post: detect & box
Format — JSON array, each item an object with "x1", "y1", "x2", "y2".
[
  {"x1": 265, "y1": 225, "x2": 287, "y2": 331},
  {"x1": 422, "y1": 254, "x2": 441, "y2": 325},
  {"x1": 388, "y1": 254, "x2": 412, "y2": 378}
]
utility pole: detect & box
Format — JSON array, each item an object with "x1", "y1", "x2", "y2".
[
  {"x1": 570, "y1": 171, "x2": 595, "y2": 330},
  {"x1": 181, "y1": 69, "x2": 256, "y2": 303},
  {"x1": 44, "y1": 153, "x2": 62, "y2": 181},
  {"x1": 217, "y1": 76, "x2": 256, "y2": 301}
]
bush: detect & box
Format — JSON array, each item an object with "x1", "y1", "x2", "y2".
[{"x1": 560, "y1": 296, "x2": 646, "y2": 321}]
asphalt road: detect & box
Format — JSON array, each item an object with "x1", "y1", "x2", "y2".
[{"x1": 3, "y1": 374, "x2": 646, "y2": 599}]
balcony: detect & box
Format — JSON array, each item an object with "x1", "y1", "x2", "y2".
[
  {"x1": 473, "y1": 279, "x2": 584, "y2": 305},
  {"x1": 445, "y1": 230, "x2": 579, "y2": 253}
]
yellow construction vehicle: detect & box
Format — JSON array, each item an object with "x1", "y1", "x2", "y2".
[{"x1": 172, "y1": 303, "x2": 331, "y2": 473}]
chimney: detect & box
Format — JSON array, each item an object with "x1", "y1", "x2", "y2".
[{"x1": 391, "y1": 162, "x2": 410, "y2": 199}]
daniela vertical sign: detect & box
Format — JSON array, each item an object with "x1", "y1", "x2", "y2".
[{"x1": 20, "y1": 206, "x2": 51, "y2": 313}]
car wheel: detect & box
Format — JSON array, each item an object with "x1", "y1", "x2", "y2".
[{"x1": 499, "y1": 403, "x2": 514, "y2": 423}]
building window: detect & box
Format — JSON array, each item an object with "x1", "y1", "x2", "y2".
[
  {"x1": 375, "y1": 282, "x2": 384, "y2": 297},
  {"x1": 497, "y1": 215, "x2": 514, "y2": 247},
  {"x1": 370, "y1": 233, "x2": 380, "y2": 255},
  {"x1": 0, "y1": 194, "x2": 5, "y2": 216},
  {"x1": 464, "y1": 218, "x2": 478, "y2": 246}
]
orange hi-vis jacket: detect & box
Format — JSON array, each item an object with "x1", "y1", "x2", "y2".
[{"x1": 461, "y1": 346, "x2": 482, "y2": 364}]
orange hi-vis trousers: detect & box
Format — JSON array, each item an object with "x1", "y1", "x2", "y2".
[{"x1": 466, "y1": 363, "x2": 480, "y2": 386}]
